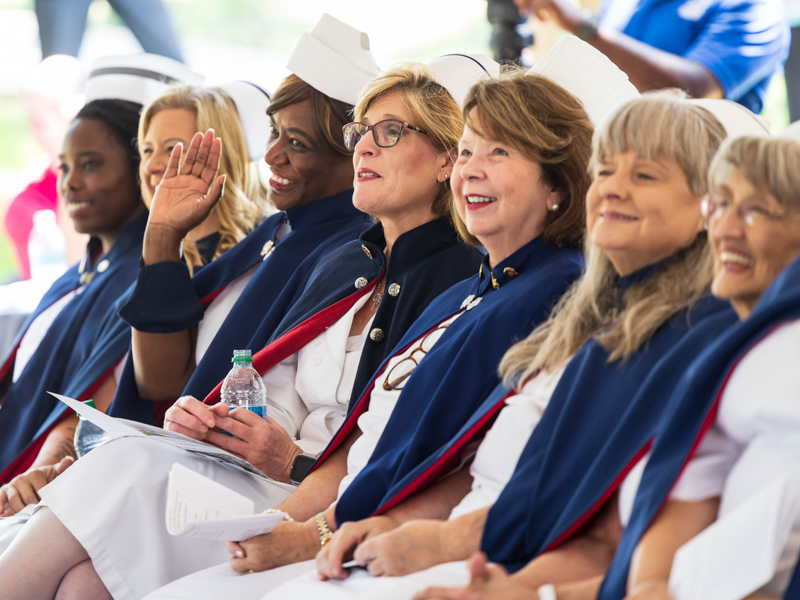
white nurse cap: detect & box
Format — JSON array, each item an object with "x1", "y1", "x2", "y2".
[
  {"x1": 528, "y1": 36, "x2": 639, "y2": 127},
  {"x1": 286, "y1": 13, "x2": 381, "y2": 105},
  {"x1": 690, "y1": 98, "x2": 771, "y2": 139},
  {"x1": 427, "y1": 54, "x2": 500, "y2": 109},
  {"x1": 217, "y1": 81, "x2": 272, "y2": 162},
  {"x1": 84, "y1": 53, "x2": 204, "y2": 106}
]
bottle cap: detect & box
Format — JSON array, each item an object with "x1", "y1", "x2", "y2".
[{"x1": 232, "y1": 349, "x2": 253, "y2": 362}]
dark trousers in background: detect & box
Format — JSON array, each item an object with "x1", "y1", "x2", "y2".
[{"x1": 35, "y1": 0, "x2": 184, "y2": 61}]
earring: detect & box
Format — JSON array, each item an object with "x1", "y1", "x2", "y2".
[
  {"x1": 444, "y1": 174, "x2": 450, "y2": 180},
  {"x1": 550, "y1": 203, "x2": 560, "y2": 212}
]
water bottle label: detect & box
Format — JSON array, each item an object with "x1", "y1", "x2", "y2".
[
  {"x1": 227, "y1": 405, "x2": 267, "y2": 419},
  {"x1": 246, "y1": 405, "x2": 267, "y2": 419}
]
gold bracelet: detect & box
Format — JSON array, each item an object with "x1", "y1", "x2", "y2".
[
  {"x1": 263, "y1": 508, "x2": 293, "y2": 522},
  {"x1": 315, "y1": 512, "x2": 333, "y2": 547}
]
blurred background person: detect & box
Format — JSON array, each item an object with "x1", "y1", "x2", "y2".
[
  {"x1": 35, "y1": 0, "x2": 183, "y2": 61},
  {"x1": 513, "y1": 0, "x2": 789, "y2": 114},
  {"x1": 4, "y1": 54, "x2": 87, "y2": 282}
]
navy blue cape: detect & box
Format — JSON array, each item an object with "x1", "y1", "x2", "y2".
[
  {"x1": 480, "y1": 266, "x2": 738, "y2": 572},
  {"x1": 600, "y1": 255, "x2": 800, "y2": 599},
  {"x1": 1, "y1": 192, "x2": 369, "y2": 481},
  {"x1": 201, "y1": 218, "x2": 483, "y2": 411},
  {"x1": 114, "y1": 190, "x2": 371, "y2": 422},
  {"x1": 0, "y1": 212, "x2": 148, "y2": 481},
  {"x1": 326, "y1": 236, "x2": 584, "y2": 525}
]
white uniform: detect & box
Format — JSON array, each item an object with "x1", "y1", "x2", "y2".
[
  {"x1": 151, "y1": 368, "x2": 565, "y2": 600},
  {"x1": 32, "y1": 295, "x2": 370, "y2": 600},
  {"x1": 618, "y1": 319, "x2": 800, "y2": 597}
]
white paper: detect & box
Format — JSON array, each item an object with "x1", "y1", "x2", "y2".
[
  {"x1": 49, "y1": 392, "x2": 296, "y2": 484},
  {"x1": 669, "y1": 478, "x2": 800, "y2": 600},
  {"x1": 166, "y1": 463, "x2": 287, "y2": 540}
]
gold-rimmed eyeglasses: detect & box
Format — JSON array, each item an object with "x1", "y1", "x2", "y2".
[{"x1": 382, "y1": 325, "x2": 449, "y2": 391}]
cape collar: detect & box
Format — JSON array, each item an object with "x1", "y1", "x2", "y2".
[
  {"x1": 284, "y1": 189, "x2": 361, "y2": 230},
  {"x1": 78, "y1": 212, "x2": 148, "y2": 285},
  {"x1": 478, "y1": 236, "x2": 561, "y2": 293},
  {"x1": 358, "y1": 217, "x2": 462, "y2": 273},
  {"x1": 614, "y1": 259, "x2": 663, "y2": 292}
]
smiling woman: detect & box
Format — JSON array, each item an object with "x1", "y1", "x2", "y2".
[
  {"x1": 60, "y1": 107, "x2": 146, "y2": 253},
  {"x1": 597, "y1": 134, "x2": 800, "y2": 600},
  {"x1": 0, "y1": 98, "x2": 148, "y2": 486},
  {"x1": 264, "y1": 77, "x2": 355, "y2": 211}
]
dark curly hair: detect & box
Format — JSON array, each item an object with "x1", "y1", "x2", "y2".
[{"x1": 74, "y1": 99, "x2": 143, "y2": 177}]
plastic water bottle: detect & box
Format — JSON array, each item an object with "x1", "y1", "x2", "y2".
[
  {"x1": 221, "y1": 349, "x2": 267, "y2": 418},
  {"x1": 74, "y1": 400, "x2": 113, "y2": 458},
  {"x1": 28, "y1": 210, "x2": 68, "y2": 283}
]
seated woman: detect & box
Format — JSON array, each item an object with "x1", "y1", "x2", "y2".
[
  {"x1": 0, "y1": 96, "x2": 147, "y2": 488},
  {"x1": 593, "y1": 135, "x2": 800, "y2": 600},
  {"x1": 0, "y1": 56, "x2": 485, "y2": 600},
  {"x1": 0, "y1": 82, "x2": 269, "y2": 498},
  {"x1": 143, "y1": 63, "x2": 592, "y2": 600},
  {"x1": 0, "y1": 12, "x2": 376, "y2": 501},
  {"x1": 113, "y1": 14, "x2": 379, "y2": 415},
  {"x1": 261, "y1": 91, "x2": 741, "y2": 600}
]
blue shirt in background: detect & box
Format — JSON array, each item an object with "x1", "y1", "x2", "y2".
[{"x1": 600, "y1": 0, "x2": 790, "y2": 113}]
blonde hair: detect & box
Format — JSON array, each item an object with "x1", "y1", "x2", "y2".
[
  {"x1": 456, "y1": 69, "x2": 592, "y2": 249},
  {"x1": 500, "y1": 91, "x2": 726, "y2": 386},
  {"x1": 354, "y1": 62, "x2": 464, "y2": 220},
  {"x1": 709, "y1": 135, "x2": 800, "y2": 212},
  {"x1": 139, "y1": 85, "x2": 267, "y2": 272}
]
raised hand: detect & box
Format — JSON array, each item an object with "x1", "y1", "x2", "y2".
[
  {"x1": 147, "y1": 129, "x2": 226, "y2": 241},
  {"x1": 513, "y1": 0, "x2": 584, "y2": 34}
]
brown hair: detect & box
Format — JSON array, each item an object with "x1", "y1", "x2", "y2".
[
  {"x1": 456, "y1": 69, "x2": 592, "y2": 249},
  {"x1": 267, "y1": 74, "x2": 353, "y2": 157},
  {"x1": 354, "y1": 62, "x2": 464, "y2": 220}
]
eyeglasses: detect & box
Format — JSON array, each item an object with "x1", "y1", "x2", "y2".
[
  {"x1": 701, "y1": 195, "x2": 787, "y2": 227},
  {"x1": 342, "y1": 119, "x2": 428, "y2": 152},
  {"x1": 382, "y1": 325, "x2": 449, "y2": 391}
]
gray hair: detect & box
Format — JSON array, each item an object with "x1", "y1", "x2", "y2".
[
  {"x1": 592, "y1": 89, "x2": 726, "y2": 195},
  {"x1": 709, "y1": 135, "x2": 800, "y2": 212}
]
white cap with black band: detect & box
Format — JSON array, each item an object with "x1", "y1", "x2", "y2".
[
  {"x1": 217, "y1": 81, "x2": 272, "y2": 162},
  {"x1": 528, "y1": 36, "x2": 640, "y2": 128},
  {"x1": 690, "y1": 98, "x2": 771, "y2": 140},
  {"x1": 84, "y1": 53, "x2": 204, "y2": 106},
  {"x1": 426, "y1": 53, "x2": 500, "y2": 109},
  {"x1": 286, "y1": 13, "x2": 381, "y2": 106}
]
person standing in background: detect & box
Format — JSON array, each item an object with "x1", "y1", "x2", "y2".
[
  {"x1": 35, "y1": 0, "x2": 184, "y2": 61},
  {"x1": 513, "y1": 0, "x2": 789, "y2": 113}
]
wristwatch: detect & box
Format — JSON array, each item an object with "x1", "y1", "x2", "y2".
[{"x1": 290, "y1": 452, "x2": 317, "y2": 485}]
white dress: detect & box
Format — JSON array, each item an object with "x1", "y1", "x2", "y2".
[
  {"x1": 155, "y1": 368, "x2": 565, "y2": 600},
  {"x1": 616, "y1": 319, "x2": 800, "y2": 597},
  {"x1": 146, "y1": 313, "x2": 461, "y2": 599},
  {"x1": 668, "y1": 319, "x2": 800, "y2": 597},
  {"x1": 33, "y1": 295, "x2": 371, "y2": 600}
]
